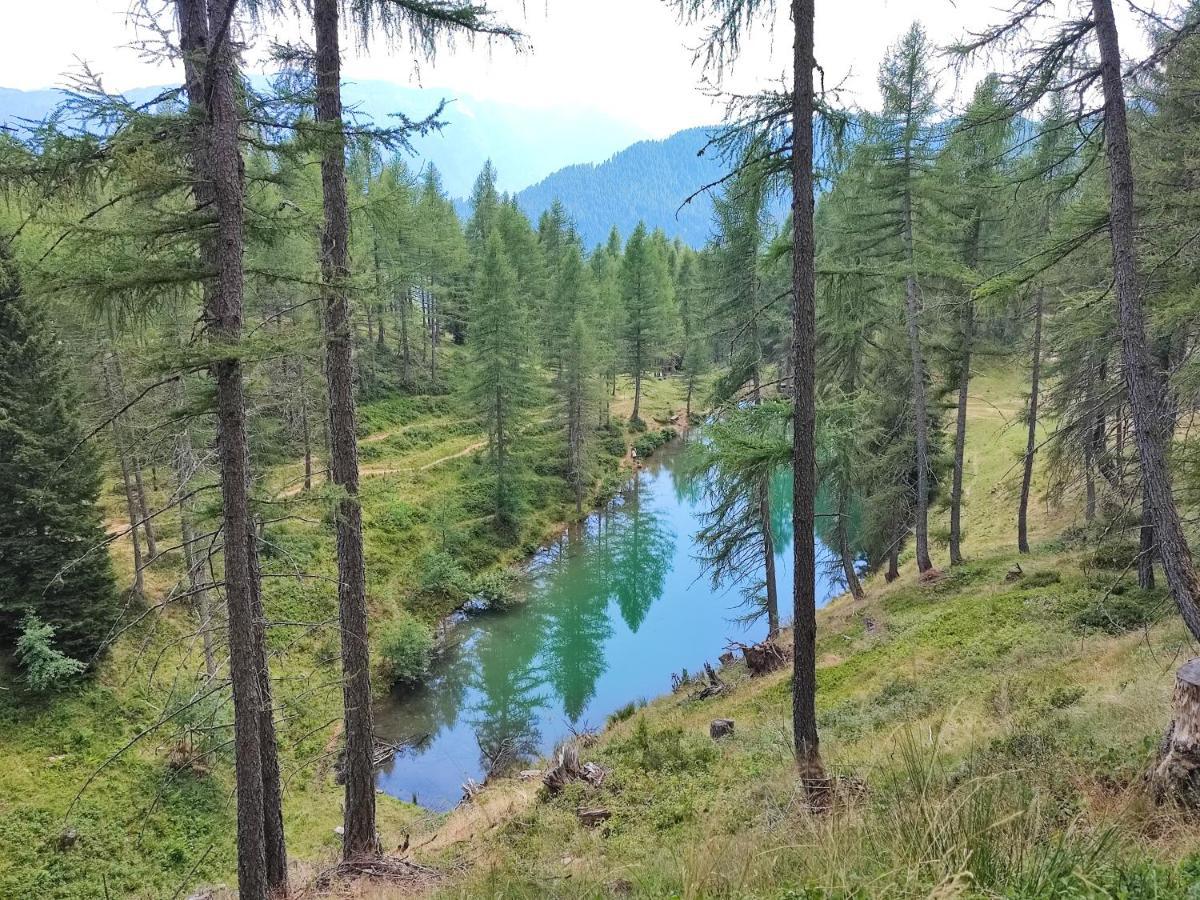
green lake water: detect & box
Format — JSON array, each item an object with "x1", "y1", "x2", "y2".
[{"x1": 374, "y1": 437, "x2": 846, "y2": 811}]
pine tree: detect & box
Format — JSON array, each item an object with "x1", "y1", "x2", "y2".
[
  {"x1": 0, "y1": 239, "x2": 119, "y2": 668},
  {"x1": 469, "y1": 233, "x2": 536, "y2": 532},
  {"x1": 620, "y1": 222, "x2": 674, "y2": 425}
]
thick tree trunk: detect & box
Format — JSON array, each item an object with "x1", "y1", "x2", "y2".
[
  {"x1": 949, "y1": 299, "x2": 973, "y2": 566},
  {"x1": 790, "y1": 0, "x2": 827, "y2": 798},
  {"x1": 759, "y1": 485, "x2": 780, "y2": 636},
  {"x1": 178, "y1": 0, "x2": 286, "y2": 894},
  {"x1": 1018, "y1": 287, "x2": 1044, "y2": 554},
  {"x1": 1093, "y1": 0, "x2": 1200, "y2": 640},
  {"x1": 886, "y1": 542, "x2": 900, "y2": 583},
  {"x1": 314, "y1": 0, "x2": 379, "y2": 860}
]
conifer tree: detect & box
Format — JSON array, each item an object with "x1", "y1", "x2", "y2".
[
  {"x1": 469, "y1": 233, "x2": 535, "y2": 531},
  {"x1": 620, "y1": 222, "x2": 673, "y2": 425},
  {"x1": 0, "y1": 238, "x2": 119, "y2": 669}
]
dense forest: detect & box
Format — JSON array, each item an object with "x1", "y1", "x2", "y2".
[{"x1": 8, "y1": 0, "x2": 1200, "y2": 897}]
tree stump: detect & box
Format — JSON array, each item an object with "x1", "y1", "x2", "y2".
[
  {"x1": 1150, "y1": 658, "x2": 1200, "y2": 804},
  {"x1": 577, "y1": 807, "x2": 611, "y2": 827},
  {"x1": 710, "y1": 718, "x2": 735, "y2": 739}
]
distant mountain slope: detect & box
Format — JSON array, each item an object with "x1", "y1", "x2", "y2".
[
  {"x1": 516, "y1": 127, "x2": 729, "y2": 248},
  {"x1": 0, "y1": 82, "x2": 646, "y2": 198}
]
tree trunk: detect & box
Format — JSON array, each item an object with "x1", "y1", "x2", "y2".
[
  {"x1": 108, "y1": 348, "x2": 159, "y2": 559},
  {"x1": 131, "y1": 453, "x2": 158, "y2": 559},
  {"x1": 838, "y1": 493, "x2": 864, "y2": 601},
  {"x1": 299, "y1": 358, "x2": 313, "y2": 491},
  {"x1": 1140, "y1": 484, "x2": 1156, "y2": 589},
  {"x1": 901, "y1": 187, "x2": 933, "y2": 574},
  {"x1": 104, "y1": 355, "x2": 145, "y2": 598},
  {"x1": 1018, "y1": 286, "x2": 1044, "y2": 554},
  {"x1": 886, "y1": 542, "x2": 900, "y2": 583},
  {"x1": 1150, "y1": 658, "x2": 1200, "y2": 802},
  {"x1": 314, "y1": 0, "x2": 379, "y2": 860},
  {"x1": 179, "y1": 0, "x2": 286, "y2": 894},
  {"x1": 1093, "y1": 0, "x2": 1200, "y2": 640},
  {"x1": 949, "y1": 299, "x2": 973, "y2": 566},
  {"x1": 759, "y1": 484, "x2": 779, "y2": 636},
  {"x1": 173, "y1": 401, "x2": 217, "y2": 680},
  {"x1": 790, "y1": 0, "x2": 827, "y2": 798}
]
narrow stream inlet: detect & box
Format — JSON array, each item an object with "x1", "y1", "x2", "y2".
[{"x1": 374, "y1": 437, "x2": 845, "y2": 811}]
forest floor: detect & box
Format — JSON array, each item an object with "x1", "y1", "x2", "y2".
[
  {"x1": 6, "y1": 363, "x2": 1199, "y2": 898},
  {"x1": 0, "y1": 362, "x2": 688, "y2": 899},
  {"x1": 335, "y1": 367, "x2": 1200, "y2": 898}
]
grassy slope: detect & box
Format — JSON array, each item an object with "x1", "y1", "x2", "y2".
[
  {"x1": 0, "y1": 358, "x2": 688, "y2": 899},
  {"x1": 368, "y1": 367, "x2": 1200, "y2": 899}
]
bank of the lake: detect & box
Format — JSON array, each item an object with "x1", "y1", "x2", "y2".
[{"x1": 374, "y1": 437, "x2": 847, "y2": 810}]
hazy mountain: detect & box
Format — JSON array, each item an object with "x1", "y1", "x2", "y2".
[
  {"x1": 0, "y1": 81, "x2": 646, "y2": 198},
  {"x1": 515, "y1": 127, "x2": 788, "y2": 248}
]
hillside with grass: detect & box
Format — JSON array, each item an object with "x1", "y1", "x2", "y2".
[
  {"x1": 323, "y1": 367, "x2": 1200, "y2": 899},
  {"x1": 0, "y1": 362, "x2": 689, "y2": 899}
]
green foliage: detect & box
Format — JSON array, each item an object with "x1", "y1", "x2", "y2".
[
  {"x1": 15, "y1": 613, "x2": 86, "y2": 692},
  {"x1": 1072, "y1": 588, "x2": 1166, "y2": 634},
  {"x1": 417, "y1": 549, "x2": 472, "y2": 603},
  {"x1": 605, "y1": 699, "x2": 646, "y2": 727},
  {"x1": 376, "y1": 612, "x2": 435, "y2": 688},
  {"x1": 0, "y1": 244, "x2": 119, "y2": 666},
  {"x1": 632, "y1": 427, "x2": 676, "y2": 459},
  {"x1": 607, "y1": 718, "x2": 717, "y2": 774},
  {"x1": 471, "y1": 567, "x2": 524, "y2": 611}
]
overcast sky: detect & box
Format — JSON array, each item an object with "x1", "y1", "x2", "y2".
[{"x1": 0, "y1": 0, "x2": 1161, "y2": 137}]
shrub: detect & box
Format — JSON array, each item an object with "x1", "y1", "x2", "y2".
[
  {"x1": 15, "y1": 613, "x2": 85, "y2": 692},
  {"x1": 1087, "y1": 539, "x2": 1140, "y2": 571},
  {"x1": 1022, "y1": 570, "x2": 1061, "y2": 588},
  {"x1": 1072, "y1": 589, "x2": 1164, "y2": 634},
  {"x1": 472, "y1": 568, "x2": 524, "y2": 611},
  {"x1": 608, "y1": 719, "x2": 717, "y2": 773},
  {"x1": 376, "y1": 613, "x2": 435, "y2": 688},
  {"x1": 633, "y1": 427, "x2": 676, "y2": 460},
  {"x1": 606, "y1": 699, "x2": 646, "y2": 728},
  {"x1": 417, "y1": 549, "x2": 471, "y2": 603}
]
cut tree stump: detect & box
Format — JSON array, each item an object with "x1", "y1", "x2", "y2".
[
  {"x1": 543, "y1": 743, "x2": 610, "y2": 795},
  {"x1": 577, "y1": 807, "x2": 611, "y2": 827},
  {"x1": 1150, "y1": 658, "x2": 1200, "y2": 804},
  {"x1": 688, "y1": 662, "x2": 727, "y2": 700},
  {"x1": 729, "y1": 640, "x2": 789, "y2": 677},
  {"x1": 710, "y1": 718, "x2": 735, "y2": 739}
]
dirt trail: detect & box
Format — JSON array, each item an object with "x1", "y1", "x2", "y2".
[{"x1": 278, "y1": 440, "x2": 485, "y2": 496}]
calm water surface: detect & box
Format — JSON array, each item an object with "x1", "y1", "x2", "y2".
[{"x1": 374, "y1": 438, "x2": 844, "y2": 810}]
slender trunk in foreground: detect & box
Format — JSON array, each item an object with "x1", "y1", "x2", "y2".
[
  {"x1": 314, "y1": 0, "x2": 379, "y2": 859},
  {"x1": 759, "y1": 485, "x2": 780, "y2": 636},
  {"x1": 1018, "y1": 287, "x2": 1044, "y2": 554},
  {"x1": 1093, "y1": 0, "x2": 1200, "y2": 640},
  {"x1": 949, "y1": 299, "x2": 973, "y2": 566}
]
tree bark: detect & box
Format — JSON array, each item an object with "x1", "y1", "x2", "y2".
[
  {"x1": 759, "y1": 484, "x2": 779, "y2": 636},
  {"x1": 1018, "y1": 286, "x2": 1043, "y2": 554},
  {"x1": 790, "y1": 0, "x2": 827, "y2": 798},
  {"x1": 949, "y1": 299, "x2": 973, "y2": 566},
  {"x1": 1093, "y1": 0, "x2": 1200, "y2": 640},
  {"x1": 313, "y1": 0, "x2": 379, "y2": 860},
  {"x1": 103, "y1": 354, "x2": 145, "y2": 598},
  {"x1": 178, "y1": 0, "x2": 286, "y2": 894},
  {"x1": 1140, "y1": 483, "x2": 1156, "y2": 589},
  {"x1": 1150, "y1": 658, "x2": 1200, "y2": 802},
  {"x1": 838, "y1": 493, "x2": 864, "y2": 601},
  {"x1": 901, "y1": 201, "x2": 933, "y2": 574}
]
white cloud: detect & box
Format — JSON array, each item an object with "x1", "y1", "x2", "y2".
[{"x1": 0, "y1": 0, "x2": 1162, "y2": 136}]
